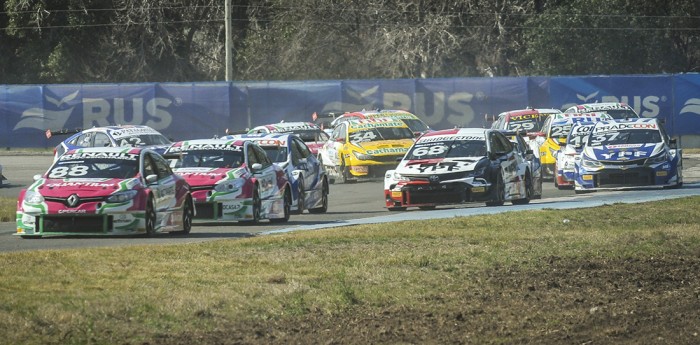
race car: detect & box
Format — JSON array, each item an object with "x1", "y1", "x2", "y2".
[
  {"x1": 16, "y1": 147, "x2": 193, "y2": 238},
  {"x1": 552, "y1": 113, "x2": 615, "y2": 189},
  {"x1": 247, "y1": 121, "x2": 329, "y2": 155},
  {"x1": 490, "y1": 108, "x2": 562, "y2": 158},
  {"x1": 554, "y1": 122, "x2": 596, "y2": 189},
  {"x1": 330, "y1": 109, "x2": 432, "y2": 137},
  {"x1": 564, "y1": 102, "x2": 639, "y2": 119},
  {"x1": 574, "y1": 118, "x2": 682, "y2": 192},
  {"x1": 223, "y1": 133, "x2": 329, "y2": 214},
  {"x1": 49, "y1": 125, "x2": 172, "y2": 161},
  {"x1": 164, "y1": 138, "x2": 292, "y2": 223},
  {"x1": 383, "y1": 128, "x2": 534, "y2": 211},
  {"x1": 538, "y1": 112, "x2": 613, "y2": 178},
  {"x1": 319, "y1": 117, "x2": 415, "y2": 183},
  {"x1": 501, "y1": 130, "x2": 543, "y2": 199}
]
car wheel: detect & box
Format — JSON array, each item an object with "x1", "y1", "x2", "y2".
[
  {"x1": 293, "y1": 178, "x2": 305, "y2": 214},
  {"x1": 175, "y1": 196, "x2": 193, "y2": 235},
  {"x1": 512, "y1": 171, "x2": 531, "y2": 205},
  {"x1": 309, "y1": 178, "x2": 329, "y2": 214},
  {"x1": 20, "y1": 235, "x2": 42, "y2": 239},
  {"x1": 270, "y1": 188, "x2": 291, "y2": 223},
  {"x1": 387, "y1": 207, "x2": 407, "y2": 211},
  {"x1": 145, "y1": 197, "x2": 157, "y2": 237},
  {"x1": 485, "y1": 173, "x2": 505, "y2": 207},
  {"x1": 251, "y1": 187, "x2": 261, "y2": 224}
]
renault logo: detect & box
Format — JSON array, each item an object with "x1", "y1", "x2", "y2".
[{"x1": 66, "y1": 194, "x2": 80, "y2": 207}]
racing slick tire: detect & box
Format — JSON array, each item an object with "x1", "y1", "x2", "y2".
[
  {"x1": 144, "y1": 196, "x2": 157, "y2": 237},
  {"x1": 172, "y1": 195, "x2": 194, "y2": 235},
  {"x1": 387, "y1": 206, "x2": 407, "y2": 211},
  {"x1": 485, "y1": 174, "x2": 505, "y2": 207},
  {"x1": 293, "y1": 178, "x2": 305, "y2": 214},
  {"x1": 270, "y1": 188, "x2": 291, "y2": 223},
  {"x1": 512, "y1": 171, "x2": 532, "y2": 205},
  {"x1": 308, "y1": 178, "x2": 329, "y2": 214},
  {"x1": 251, "y1": 186, "x2": 262, "y2": 224}
]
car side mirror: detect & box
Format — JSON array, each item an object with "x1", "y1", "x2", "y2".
[
  {"x1": 251, "y1": 163, "x2": 263, "y2": 171},
  {"x1": 146, "y1": 174, "x2": 158, "y2": 184},
  {"x1": 33, "y1": 174, "x2": 42, "y2": 181}
]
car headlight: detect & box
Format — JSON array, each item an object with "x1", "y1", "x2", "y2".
[
  {"x1": 106, "y1": 190, "x2": 138, "y2": 203},
  {"x1": 353, "y1": 151, "x2": 374, "y2": 160},
  {"x1": 581, "y1": 155, "x2": 603, "y2": 169},
  {"x1": 214, "y1": 179, "x2": 243, "y2": 193},
  {"x1": 23, "y1": 190, "x2": 44, "y2": 204},
  {"x1": 389, "y1": 171, "x2": 408, "y2": 181},
  {"x1": 645, "y1": 153, "x2": 668, "y2": 165}
]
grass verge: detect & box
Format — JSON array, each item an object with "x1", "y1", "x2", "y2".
[{"x1": 1, "y1": 196, "x2": 699, "y2": 344}]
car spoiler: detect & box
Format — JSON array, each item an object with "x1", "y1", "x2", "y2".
[{"x1": 45, "y1": 128, "x2": 82, "y2": 139}]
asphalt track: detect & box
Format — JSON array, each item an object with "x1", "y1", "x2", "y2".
[{"x1": 1, "y1": 152, "x2": 698, "y2": 252}]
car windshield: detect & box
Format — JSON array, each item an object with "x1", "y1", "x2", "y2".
[
  {"x1": 261, "y1": 146, "x2": 288, "y2": 163},
  {"x1": 47, "y1": 158, "x2": 139, "y2": 179},
  {"x1": 403, "y1": 119, "x2": 429, "y2": 132},
  {"x1": 348, "y1": 127, "x2": 414, "y2": 142},
  {"x1": 116, "y1": 134, "x2": 171, "y2": 147},
  {"x1": 506, "y1": 117, "x2": 544, "y2": 132},
  {"x1": 406, "y1": 139, "x2": 487, "y2": 159},
  {"x1": 549, "y1": 123, "x2": 574, "y2": 139},
  {"x1": 290, "y1": 129, "x2": 328, "y2": 142},
  {"x1": 601, "y1": 109, "x2": 639, "y2": 119},
  {"x1": 173, "y1": 150, "x2": 244, "y2": 169},
  {"x1": 589, "y1": 129, "x2": 662, "y2": 146}
]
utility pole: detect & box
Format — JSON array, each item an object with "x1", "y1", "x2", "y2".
[{"x1": 225, "y1": 0, "x2": 233, "y2": 81}]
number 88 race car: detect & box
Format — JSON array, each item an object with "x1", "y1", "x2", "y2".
[{"x1": 384, "y1": 128, "x2": 535, "y2": 210}]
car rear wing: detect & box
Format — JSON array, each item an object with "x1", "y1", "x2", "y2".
[{"x1": 45, "y1": 128, "x2": 82, "y2": 139}]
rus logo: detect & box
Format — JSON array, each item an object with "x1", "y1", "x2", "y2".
[
  {"x1": 14, "y1": 91, "x2": 79, "y2": 131},
  {"x1": 680, "y1": 98, "x2": 700, "y2": 116}
]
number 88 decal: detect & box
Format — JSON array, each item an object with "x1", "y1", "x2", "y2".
[{"x1": 49, "y1": 165, "x2": 90, "y2": 178}]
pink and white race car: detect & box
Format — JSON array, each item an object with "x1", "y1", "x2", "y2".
[
  {"x1": 16, "y1": 147, "x2": 193, "y2": 238},
  {"x1": 164, "y1": 139, "x2": 292, "y2": 223}
]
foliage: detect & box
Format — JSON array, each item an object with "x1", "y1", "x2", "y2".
[{"x1": 1, "y1": 0, "x2": 699, "y2": 83}]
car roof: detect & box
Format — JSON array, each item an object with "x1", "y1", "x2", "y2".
[
  {"x1": 251, "y1": 122, "x2": 319, "y2": 133},
  {"x1": 231, "y1": 133, "x2": 294, "y2": 147},
  {"x1": 63, "y1": 146, "x2": 145, "y2": 155},
  {"x1": 166, "y1": 138, "x2": 247, "y2": 152},
  {"x1": 500, "y1": 108, "x2": 561, "y2": 118},
  {"x1": 565, "y1": 102, "x2": 633, "y2": 112}
]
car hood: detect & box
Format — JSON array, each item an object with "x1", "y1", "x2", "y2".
[
  {"x1": 351, "y1": 139, "x2": 414, "y2": 155},
  {"x1": 584, "y1": 143, "x2": 663, "y2": 161},
  {"x1": 32, "y1": 178, "x2": 142, "y2": 198},
  {"x1": 395, "y1": 157, "x2": 483, "y2": 176},
  {"x1": 174, "y1": 167, "x2": 243, "y2": 186}
]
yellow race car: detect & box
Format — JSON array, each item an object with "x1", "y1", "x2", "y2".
[{"x1": 319, "y1": 117, "x2": 415, "y2": 183}]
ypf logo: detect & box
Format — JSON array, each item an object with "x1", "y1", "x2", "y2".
[
  {"x1": 680, "y1": 98, "x2": 700, "y2": 116},
  {"x1": 14, "y1": 90, "x2": 79, "y2": 131}
]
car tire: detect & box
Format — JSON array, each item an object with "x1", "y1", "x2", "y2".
[
  {"x1": 387, "y1": 207, "x2": 407, "y2": 211},
  {"x1": 145, "y1": 197, "x2": 157, "y2": 237},
  {"x1": 251, "y1": 187, "x2": 261, "y2": 224},
  {"x1": 512, "y1": 171, "x2": 532, "y2": 205},
  {"x1": 173, "y1": 196, "x2": 193, "y2": 235},
  {"x1": 309, "y1": 178, "x2": 329, "y2": 214},
  {"x1": 293, "y1": 178, "x2": 305, "y2": 214},
  {"x1": 270, "y1": 188, "x2": 291, "y2": 223},
  {"x1": 485, "y1": 173, "x2": 505, "y2": 207}
]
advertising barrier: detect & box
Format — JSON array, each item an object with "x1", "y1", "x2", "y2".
[{"x1": 1, "y1": 74, "x2": 699, "y2": 147}]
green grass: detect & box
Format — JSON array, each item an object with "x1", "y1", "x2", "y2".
[
  {"x1": 0, "y1": 197, "x2": 15, "y2": 222},
  {"x1": 1, "y1": 196, "x2": 699, "y2": 344}
]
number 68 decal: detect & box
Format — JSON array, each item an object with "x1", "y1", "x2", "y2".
[{"x1": 49, "y1": 165, "x2": 90, "y2": 178}]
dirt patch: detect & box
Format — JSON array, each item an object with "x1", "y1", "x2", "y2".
[{"x1": 152, "y1": 255, "x2": 700, "y2": 344}]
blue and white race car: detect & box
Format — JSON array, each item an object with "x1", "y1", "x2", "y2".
[
  {"x1": 224, "y1": 133, "x2": 329, "y2": 214},
  {"x1": 574, "y1": 118, "x2": 682, "y2": 192},
  {"x1": 49, "y1": 125, "x2": 172, "y2": 161}
]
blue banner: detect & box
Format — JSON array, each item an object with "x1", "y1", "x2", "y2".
[{"x1": 1, "y1": 74, "x2": 699, "y2": 147}]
